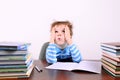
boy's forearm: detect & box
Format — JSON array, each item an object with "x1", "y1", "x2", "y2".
[
  {"x1": 46, "y1": 51, "x2": 57, "y2": 63},
  {"x1": 67, "y1": 39, "x2": 73, "y2": 45},
  {"x1": 50, "y1": 39, "x2": 54, "y2": 44},
  {"x1": 69, "y1": 44, "x2": 82, "y2": 62},
  {"x1": 46, "y1": 44, "x2": 57, "y2": 63}
]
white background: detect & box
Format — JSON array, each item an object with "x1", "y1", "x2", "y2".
[{"x1": 0, "y1": 0, "x2": 120, "y2": 60}]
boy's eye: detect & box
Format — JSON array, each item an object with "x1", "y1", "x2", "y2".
[
  {"x1": 55, "y1": 31, "x2": 58, "y2": 33},
  {"x1": 62, "y1": 30, "x2": 65, "y2": 33}
]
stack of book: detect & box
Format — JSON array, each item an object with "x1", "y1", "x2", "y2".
[
  {"x1": 101, "y1": 42, "x2": 120, "y2": 77},
  {"x1": 0, "y1": 42, "x2": 34, "y2": 79}
]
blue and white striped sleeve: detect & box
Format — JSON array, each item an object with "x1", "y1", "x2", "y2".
[
  {"x1": 46, "y1": 43, "x2": 57, "y2": 64},
  {"x1": 69, "y1": 44, "x2": 82, "y2": 63}
]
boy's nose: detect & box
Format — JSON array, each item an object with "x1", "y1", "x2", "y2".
[
  {"x1": 57, "y1": 32, "x2": 62, "y2": 36},
  {"x1": 58, "y1": 33, "x2": 61, "y2": 36}
]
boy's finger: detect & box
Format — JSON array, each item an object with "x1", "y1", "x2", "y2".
[
  {"x1": 65, "y1": 26, "x2": 68, "y2": 33},
  {"x1": 52, "y1": 27, "x2": 55, "y2": 33},
  {"x1": 66, "y1": 26, "x2": 70, "y2": 35}
]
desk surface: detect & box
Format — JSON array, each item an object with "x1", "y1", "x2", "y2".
[{"x1": 0, "y1": 60, "x2": 120, "y2": 80}]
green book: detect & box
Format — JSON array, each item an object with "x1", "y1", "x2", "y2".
[{"x1": 0, "y1": 68, "x2": 27, "y2": 73}]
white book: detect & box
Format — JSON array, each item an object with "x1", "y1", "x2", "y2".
[
  {"x1": 101, "y1": 46, "x2": 119, "y2": 53},
  {"x1": 101, "y1": 42, "x2": 120, "y2": 50},
  {"x1": 45, "y1": 60, "x2": 101, "y2": 74},
  {"x1": 102, "y1": 50, "x2": 120, "y2": 58}
]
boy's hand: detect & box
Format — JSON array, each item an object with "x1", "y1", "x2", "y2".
[
  {"x1": 65, "y1": 26, "x2": 72, "y2": 45},
  {"x1": 50, "y1": 27, "x2": 55, "y2": 44}
]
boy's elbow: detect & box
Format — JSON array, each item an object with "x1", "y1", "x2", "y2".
[
  {"x1": 75, "y1": 59, "x2": 81, "y2": 63},
  {"x1": 46, "y1": 58, "x2": 57, "y2": 64},
  {"x1": 74, "y1": 56, "x2": 82, "y2": 63}
]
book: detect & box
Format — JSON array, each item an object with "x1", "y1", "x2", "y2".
[
  {"x1": 0, "y1": 50, "x2": 27, "y2": 56},
  {"x1": 103, "y1": 66, "x2": 120, "y2": 77},
  {"x1": 0, "y1": 61, "x2": 34, "y2": 73},
  {"x1": 101, "y1": 46, "x2": 120, "y2": 53},
  {"x1": 0, "y1": 53, "x2": 31, "y2": 61},
  {"x1": 0, "y1": 58, "x2": 33, "y2": 69},
  {"x1": 0, "y1": 57, "x2": 33, "y2": 66},
  {"x1": 102, "y1": 56, "x2": 120, "y2": 66},
  {"x1": 0, "y1": 65, "x2": 27, "y2": 69},
  {"x1": 0, "y1": 41, "x2": 31, "y2": 51},
  {"x1": 101, "y1": 42, "x2": 120, "y2": 50},
  {"x1": 0, "y1": 65, "x2": 34, "y2": 78},
  {"x1": 0, "y1": 68, "x2": 27, "y2": 73},
  {"x1": 102, "y1": 52, "x2": 120, "y2": 62},
  {"x1": 102, "y1": 50, "x2": 120, "y2": 58},
  {"x1": 45, "y1": 60, "x2": 101, "y2": 74},
  {"x1": 102, "y1": 59, "x2": 120, "y2": 71},
  {"x1": 102, "y1": 62, "x2": 120, "y2": 74},
  {"x1": 0, "y1": 56, "x2": 26, "y2": 61}
]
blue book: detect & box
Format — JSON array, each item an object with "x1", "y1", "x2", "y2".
[{"x1": 0, "y1": 42, "x2": 31, "y2": 51}]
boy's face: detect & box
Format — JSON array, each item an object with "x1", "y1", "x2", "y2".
[{"x1": 54, "y1": 25, "x2": 66, "y2": 45}]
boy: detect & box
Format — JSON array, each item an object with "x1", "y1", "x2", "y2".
[{"x1": 46, "y1": 21, "x2": 82, "y2": 64}]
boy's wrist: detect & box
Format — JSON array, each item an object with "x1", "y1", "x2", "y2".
[
  {"x1": 67, "y1": 39, "x2": 72, "y2": 45},
  {"x1": 67, "y1": 43, "x2": 75, "y2": 48},
  {"x1": 50, "y1": 41, "x2": 54, "y2": 44},
  {"x1": 50, "y1": 38, "x2": 54, "y2": 44}
]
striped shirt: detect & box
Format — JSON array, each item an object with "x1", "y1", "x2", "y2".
[{"x1": 46, "y1": 43, "x2": 82, "y2": 64}]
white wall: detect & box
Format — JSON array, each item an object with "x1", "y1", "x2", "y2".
[{"x1": 0, "y1": 0, "x2": 120, "y2": 60}]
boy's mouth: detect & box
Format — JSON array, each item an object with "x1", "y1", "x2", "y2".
[
  {"x1": 58, "y1": 38, "x2": 60, "y2": 40},
  {"x1": 58, "y1": 38, "x2": 61, "y2": 41}
]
